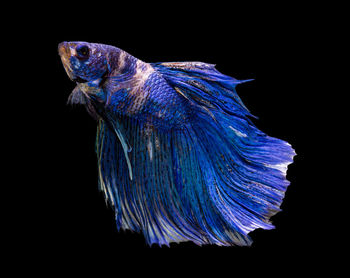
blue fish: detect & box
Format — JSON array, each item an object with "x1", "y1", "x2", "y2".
[{"x1": 58, "y1": 41, "x2": 295, "y2": 246}]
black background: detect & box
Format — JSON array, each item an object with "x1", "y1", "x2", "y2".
[{"x1": 10, "y1": 3, "x2": 323, "y2": 273}]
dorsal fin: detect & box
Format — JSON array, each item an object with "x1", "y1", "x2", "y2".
[{"x1": 152, "y1": 62, "x2": 254, "y2": 118}]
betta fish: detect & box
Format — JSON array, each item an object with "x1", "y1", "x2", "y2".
[{"x1": 58, "y1": 41, "x2": 295, "y2": 246}]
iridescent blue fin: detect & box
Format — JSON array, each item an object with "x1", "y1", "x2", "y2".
[
  {"x1": 153, "y1": 61, "x2": 295, "y2": 237},
  {"x1": 152, "y1": 62, "x2": 253, "y2": 117},
  {"x1": 95, "y1": 61, "x2": 295, "y2": 246},
  {"x1": 104, "y1": 114, "x2": 133, "y2": 181},
  {"x1": 96, "y1": 117, "x2": 254, "y2": 246}
]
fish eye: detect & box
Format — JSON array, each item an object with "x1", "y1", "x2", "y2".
[{"x1": 76, "y1": 45, "x2": 90, "y2": 59}]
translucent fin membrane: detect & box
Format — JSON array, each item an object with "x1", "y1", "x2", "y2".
[{"x1": 94, "y1": 61, "x2": 295, "y2": 246}]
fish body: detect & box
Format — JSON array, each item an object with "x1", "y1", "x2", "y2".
[{"x1": 58, "y1": 41, "x2": 295, "y2": 246}]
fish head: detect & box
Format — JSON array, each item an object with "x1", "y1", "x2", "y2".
[{"x1": 58, "y1": 41, "x2": 109, "y2": 83}]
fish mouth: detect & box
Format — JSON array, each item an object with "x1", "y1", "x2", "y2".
[{"x1": 58, "y1": 42, "x2": 76, "y2": 80}]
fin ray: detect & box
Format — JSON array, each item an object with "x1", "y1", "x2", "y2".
[{"x1": 94, "y1": 61, "x2": 295, "y2": 246}]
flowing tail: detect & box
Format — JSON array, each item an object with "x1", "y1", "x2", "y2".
[{"x1": 95, "y1": 62, "x2": 295, "y2": 246}]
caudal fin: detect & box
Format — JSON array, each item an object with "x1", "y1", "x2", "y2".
[
  {"x1": 95, "y1": 61, "x2": 295, "y2": 246},
  {"x1": 153, "y1": 61, "x2": 296, "y2": 241}
]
